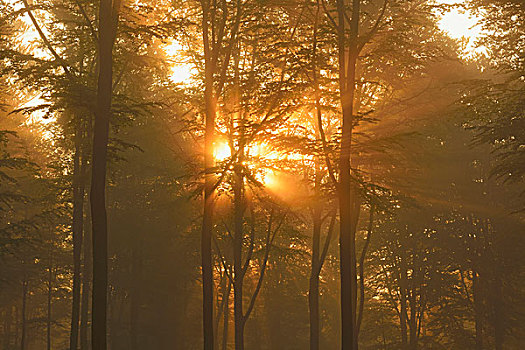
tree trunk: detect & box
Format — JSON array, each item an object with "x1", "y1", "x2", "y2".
[
  {"x1": 47, "y1": 262, "x2": 53, "y2": 350},
  {"x1": 70, "y1": 117, "x2": 85, "y2": 350},
  {"x1": 222, "y1": 280, "x2": 231, "y2": 350},
  {"x1": 215, "y1": 273, "x2": 229, "y2": 349},
  {"x1": 310, "y1": 5, "x2": 331, "y2": 347},
  {"x1": 336, "y1": 0, "x2": 361, "y2": 349},
  {"x1": 399, "y1": 271, "x2": 408, "y2": 349},
  {"x1": 309, "y1": 208, "x2": 322, "y2": 350},
  {"x1": 357, "y1": 205, "x2": 374, "y2": 337},
  {"x1": 233, "y1": 164, "x2": 245, "y2": 350},
  {"x1": 408, "y1": 292, "x2": 417, "y2": 350},
  {"x1": 472, "y1": 271, "x2": 483, "y2": 350},
  {"x1": 20, "y1": 280, "x2": 27, "y2": 350},
  {"x1": 201, "y1": 1, "x2": 216, "y2": 348},
  {"x1": 90, "y1": 0, "x2": 119, "y2": 347},
  {"x1": 80, "y1": 219, "x2": 92, "y2": 350},
  {"x1": 80, "y1": 123, "x2": 91, "y2": 350}
]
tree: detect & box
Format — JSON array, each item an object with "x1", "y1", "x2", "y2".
[
  {"x1": 332, "y1": 4, "x2": 362, "y2": 348},
  {"x1": 90, "y1": 0, "x2": 120, "y2": 347},
  {"x1": 463, "y1": 0, "x2": 525, "y2": 212}
]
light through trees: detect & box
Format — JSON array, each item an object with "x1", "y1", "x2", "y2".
[{"x1": 1, "y1": 0, "x2": 524, "y2": 349}]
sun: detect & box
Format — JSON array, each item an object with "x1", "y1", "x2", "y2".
[
  {"x1": 436, "y1": 0, "x2": 485, "y2": 56},
  {"x1": 263, "y1": 170, "x2": 278, "y2": 188},
  {"x1": 162, "y1": 39, "x2": 194, "y2": 84},
  {"x1": 214, "y1": 141, "x2": 231, "y2": 162}
]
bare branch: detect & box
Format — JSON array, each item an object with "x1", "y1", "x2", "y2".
[
  {"x1": 221, "y1": 220, "x2": 234, "y2": 241},
  {"x1": 20, "y1": 0, "x2": 72, "y2": 76},
  {"x1": 213, "y1": 236, "x2": 234, "y2": 284},
  {"x1": 313, "y1": 1, "x2": 338, "y2": 187},
  {"x1": 73, "y1": 0, "x2": 98, "y2": 42},
  {"x1": 317, "y1": 210, "x2": 336, "y2": 275},
  {"x1": 216, "y1": 0, "x2": 242, "y2": 97},
  {"x1": 357, "y1": 0, "x2": 388, "y2": 53},
  {"x1": 244, "y1": 212, "x2": 285, "y2": 321},
  {"x1": 321, "y1": 0, "x2": 338, "y2": 29}
]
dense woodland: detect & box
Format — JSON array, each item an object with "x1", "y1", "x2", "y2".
[{"x1": 0, "y1": 0, "x2": 524, "y2": 349}]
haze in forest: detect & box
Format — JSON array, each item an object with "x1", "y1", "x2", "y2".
[{"x1": 0, "y1": 0, "x2": 524, "y2": 349}]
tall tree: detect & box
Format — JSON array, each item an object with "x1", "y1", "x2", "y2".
[
  {"x1": 200, "y1": 0, "x2": 217, "y2": 347},
  {"x1": 90, "y1": 0, "x2": 120, "y2": 347},
  {"x1": 308, "y1": 3, "x2": 338, "y2": 348},
  {"x1": 15, "y1": 1, "x2": 91, "y2": 348},
  {"x1": 464, "y1": 0, "x2": 525, "y2": 212},
  {"x1": 198, "y1": 0, "x2": 242, "y2": 347},
  {"x1": 69, "y1": 115, "x2": 86, "y2": 350},
  {"x1": 335, "y1": 0, "x2": 361, "y2": 348}
]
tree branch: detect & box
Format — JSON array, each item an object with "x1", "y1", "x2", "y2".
[
  {"x1": 357, "y1": 0, "x2": 388, "y2": 53},
  {"x1": 215, "y1": 0, "x2": 242, "y2": 97},
  {"x1": 317, "y1": 210, "x2": 336, "y2": 275},
  {"x1": 73, "y1": 0, "x2": 98, "y2": 42},
  {"x1": 321, "y1": 0, "x2": 338, "y2": 29},
  {"x1": 213, "y1": 236, "x2": 234, "y2": 284},
  {"x1": 241, "y1": 206, "x2": 257, "y2": 276},
  {"x1": 243, "y1": 212, "x2": 285, "y2": 322},
  {"x1": 21, "y1": 0, "x2": 72, "y2": 76}
]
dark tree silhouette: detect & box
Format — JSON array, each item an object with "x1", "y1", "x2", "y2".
[{"x1": 90, "y1": 0, "x2": 120, "y2": 348}]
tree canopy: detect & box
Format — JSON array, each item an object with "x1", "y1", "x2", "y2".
[{"x1": 0, "y1": 0, "x2": 524, "y2": 349}]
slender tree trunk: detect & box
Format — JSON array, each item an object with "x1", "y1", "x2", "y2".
[
  {"x1": 80, "y1": 213, "x2": 92, "y2": 350},
  {"x1": 231, "y1": 35, "x2": 246, "y2": 350},
  {"x1": 215, "y1": 273, "x2": 226, "y2": 348},
  {"x1": 309, "y1": 208, "x2": 322, "y2": 350},
  {"x1": 336, "y1": 0, "x2": 361, "y2": 349},
  {"x1": 357, "y1": 204, "x2": 374, "y2": 337},
  {"x1": 70, "y1": 117, "x2": 85, "y2": 350},
  {"x1": 201, "y1": 1, "x2": 216, "y2": 348},
  {"x1": 408, "y1": 293, "x2": 417, "y2": 350},
  {"x1": 310, "y1": 5, "x2": 332, "y2": 347},
  {"x1": 47, "y1": 262, "x2": 53, "y2": 350},
  {"x1": 80, "y1": 121, "x2": 91, "y2": 350},
  {"x1": 20, "y1": 280, "x2": 27, "y2": 350},
  {"x1": 399, "y1": 272, "x2": 408, "y2": 349},
  {"x1": 215, "y1": 272, "x2": 230, "y2": 349},
  {"x1": 91, "y1": 0, "x2": 119, "y2": 348},
  {"x1": 472, "y1": 270, "x2": 483, "y2": 350},
  {"x1": 233, "y1": 164, "x2": 245, "y2": 350},
  {"x1": 222, "y1": 281, "x2": 230, "y2": 350}
]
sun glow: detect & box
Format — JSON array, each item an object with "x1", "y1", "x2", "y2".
[
  {"x1": 162, "y1": 40, "x2": 194, "y2": 84},
  {"x1": 214, "y1": 141, "x2": 231, "y2": 162},
  {"x1": 248, "y1": 142, "x2": 280, "y2": 160},
  {"x1": 213, "y1": 140, "x2": 285, "y2": 190},
  {"x1": 436, "y1": 0, "x2": 485, "y2": 56},
  {"x1": 261, "y1": 170, "x2": 278, "y2": 188}
]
